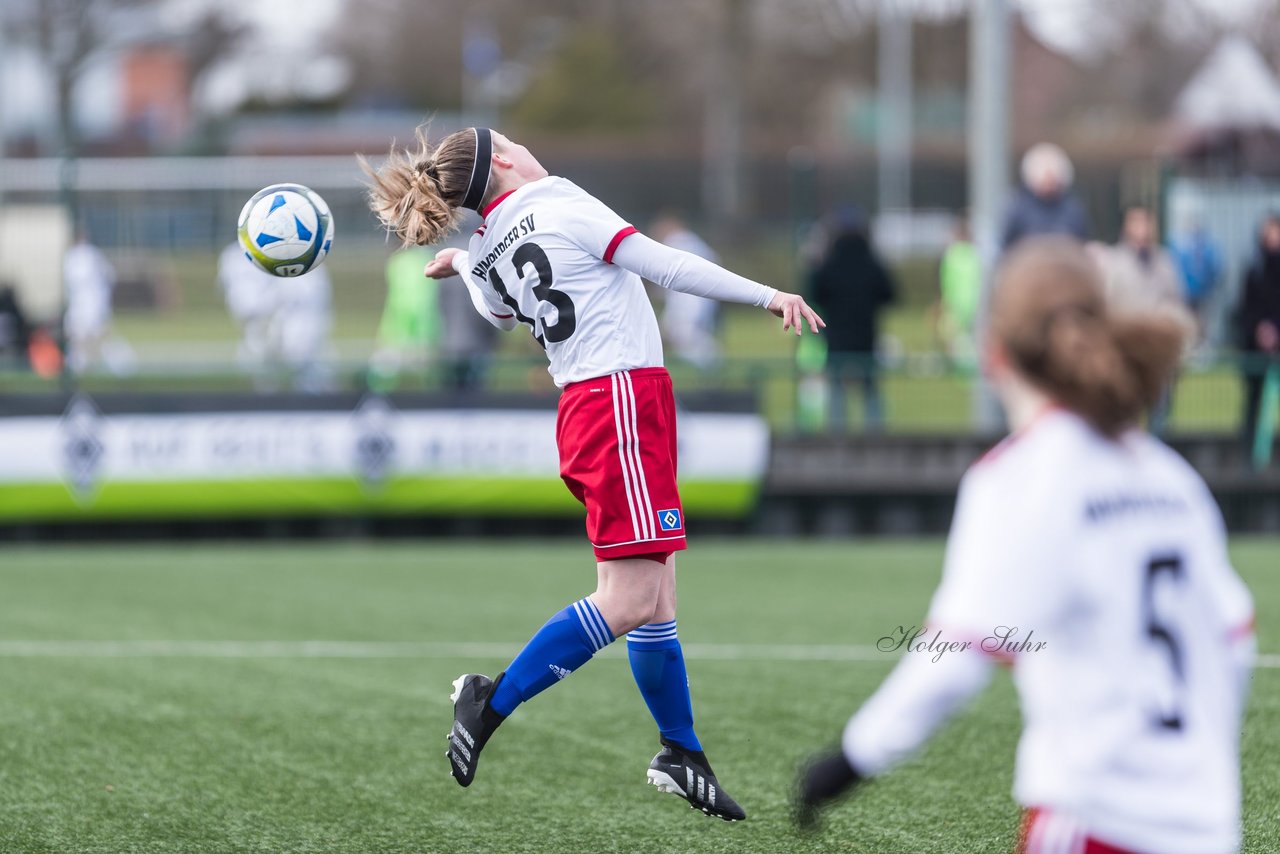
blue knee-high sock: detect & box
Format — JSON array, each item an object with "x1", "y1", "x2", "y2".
[
  {"x1": 489, "y1": 598, "x2": 614, "y2": 718},
  {"x1": 627, "y1": 621, "x2": 702, "y2": 752}
]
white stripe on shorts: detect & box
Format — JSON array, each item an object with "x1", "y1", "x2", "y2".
[
  {"x1": 621, "y1": 371, "x2": 657, "y2": 539},
  {"x1": 610, "y1": 373, "x2": 643, "y2": 542},
  {"x1": 1027, "y1": 810, "x2": 1085, "y2": 854}
]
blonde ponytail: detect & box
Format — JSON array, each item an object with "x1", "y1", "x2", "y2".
[
  {"x1": 993, "y1": 238, "x2": 1192, "y2": 437},
  {"x1": 359, "y1": 126, "x2": 479, "y2": 246}
]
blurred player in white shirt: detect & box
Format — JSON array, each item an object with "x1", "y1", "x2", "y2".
[
  {"x1": 651, "y1": 213, "x2": 721, "y2": 369},
  {"x1": 272, "y1": 263, "x2": 333, "y2": 393},
  {"x1": 796, "y1": 238, "x2": 1255, "y2": 854},
  {"x1": 363, "y1": 126, "x2": 822, "y2": 821},
  {"x1": 63, "y1": 232, "x2": 117, "y2": 374},
  {"x1": 217, "y1": 241, "x2": 278, "y2": 380}
]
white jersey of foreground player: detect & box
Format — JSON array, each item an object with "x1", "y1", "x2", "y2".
[
  {"x1": 844, "y1": 408, "x2": 1255, "y2": 854},
  {"x1": 449, "y1": 176, "x2": 776, "y2": 387}
]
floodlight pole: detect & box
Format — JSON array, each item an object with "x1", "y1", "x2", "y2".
[
  {"x1": 877, "y1": 4, "x2": 912, "y2": 219},
  {"x1": 968, "y1": 0, "x2": 1011, "y2": 432},
  {"x1": 704, "y1": 0, "x2": 747, "y2": 241}
]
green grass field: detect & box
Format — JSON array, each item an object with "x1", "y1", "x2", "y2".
[{"x1": 1, "y1": 539, "x2": 1277, "y2": 853}]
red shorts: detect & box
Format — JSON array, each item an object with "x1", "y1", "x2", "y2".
[
  {"x1": 1017, "y1": 808, "x2": 1141, "y2": 854},
  {"x1": 557, "y1": 367, "x2": 687, "y2": 561}
]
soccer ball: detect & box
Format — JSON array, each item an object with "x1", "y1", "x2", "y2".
[{"x1": 237, "y1": 183, "x2": 334, "y2": 277}]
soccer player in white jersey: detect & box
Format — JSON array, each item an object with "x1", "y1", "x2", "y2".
[
  {"x1": 363, "y1": 127, "x2": 823, "y2": 821},
  {"x1": 796, "y1": 238, "x2": 1256, "y2": 853}
]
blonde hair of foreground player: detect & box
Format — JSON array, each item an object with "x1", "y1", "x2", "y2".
[
  {"x1": 364, "y1": 126, "x2": 823, "y2": 819},
  {"x1": 797, "y1": 237, "x2": 1256, "y2": 854}
]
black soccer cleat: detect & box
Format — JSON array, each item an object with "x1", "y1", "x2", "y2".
[
  {"x1": 646, "y1": 738, "x2": 746, "y2": 822},
  {"x1": 445, "y1": 672, "x2": 506, "y2": 788},
  {"x1": 794, "y1": 749, "x2": 863, "y2": 831}
]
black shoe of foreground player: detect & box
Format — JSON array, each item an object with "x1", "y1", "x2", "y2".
[
  {"x1": 646, "y1": 738, "x2": 747, "y2": 821},
  {"x1": 794, "y1": 749, "x2": 863, "y2": 831},
  {"x1": 446, "y1": 672, "x2": 506, "y2": 788}
]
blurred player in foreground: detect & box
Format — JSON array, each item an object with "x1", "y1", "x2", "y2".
[
  {"x1": 797, "y1": 238, "x2": 1255, "y2": 854},
  {"x1": 364, "y1": 126, "x2": 823, "y2": 821}
]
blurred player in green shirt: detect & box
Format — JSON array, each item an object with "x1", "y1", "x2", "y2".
[
  {"x1": 937, "y1": 218, "x2": 981, "y2": 373},
  {"x1": 369, "y1": 246, "x2": 439, "y2": 391}
]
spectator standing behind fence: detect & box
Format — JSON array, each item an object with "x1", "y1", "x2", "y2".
[
  {"x1": 808, "y1": 206, "x2": 897, "y2": 433},
  {"x1": 1171, "y1": 219, "x2": 1223, "y2": 344},
  {"x1": 0, "y1": 284, "x2": 31, "y2": 369},
  {"x1": 369, "y1": 246, "x2": 439, "y2": 391},
  {"x1": 651, "y1": 213, "x2": 721, "y2": 370},
  {"x1": 217, "y1": 241, "x2": 280, "y2": 386},
  {"x1": 936, "y1": 217, "x2": 981, "y2": 372},
  {"x1": 1090, "y1": 206, "x2": 1188, "y2": 434},
  {"x1": 1001, "y1": 143, "x2": 1090, "y2": 251},
  {"x1": 1095, "y1": 207, "x2": 1185, "y2": 313},
  {"x1": 64, "y1": 232, "x2": 130, "y2": 375},
  {"x1": 1238, "y1": 214, "x2": 1280, "y2": 453}
]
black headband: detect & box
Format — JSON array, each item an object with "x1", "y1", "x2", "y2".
[{"x1": 460, "y1": 127, "x2": 493, "y2": 212}]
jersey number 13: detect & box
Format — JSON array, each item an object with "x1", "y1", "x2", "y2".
[{"x1": 487, "y1": 243, "x2": 577, "y2": 349}]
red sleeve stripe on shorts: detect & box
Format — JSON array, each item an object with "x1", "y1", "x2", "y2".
[{"x1": 603, "y1": 226, "x2": 638, "y2": 264}]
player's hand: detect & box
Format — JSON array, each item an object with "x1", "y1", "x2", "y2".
[
  {"x1": 794, "y1": 749, "x2": 863, "y2": 832},
  {"x1": 424, "y1": 248, "x2": 462, "y2": 279},
  {"x1": 768, "y1": 291, "x2": 826, "y2": 336},
  {"x1": 1258, "y1": 321, "x2": 1280, "y2": 353}
]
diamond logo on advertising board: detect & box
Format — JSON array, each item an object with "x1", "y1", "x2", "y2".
[
  {"x1": 352, "y1": 395, "x2": 397, "y2": 490},
  {"x1": 60, "y1": 394, "x2": 104, "y2": 504}
]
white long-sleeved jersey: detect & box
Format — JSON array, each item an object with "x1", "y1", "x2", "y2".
[
  {"x1": 843, "y1": 409, "x2": 1255, "y2": 854},
  {"x1": 449, "y1": 176, "x2": 776, "y2": 387}
]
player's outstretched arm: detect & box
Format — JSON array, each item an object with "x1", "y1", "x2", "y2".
[
  {"x1": 424, "y1": 247, "x2": 463, "y2": 279},
  {"x1": 425, "y1": 248, "x2": 518, "y2": 331},
  {"x1": 610, "y1": 233, "x2": 825, "y2": 336},
  {"x1": 794, "y1": 644, "x2": 991, "y2": 831},
  {"x1": 794, "y1": 750, "x2": 864, "y2": 831}
]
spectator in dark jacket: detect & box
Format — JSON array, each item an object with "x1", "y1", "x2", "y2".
[
  {"x1": 0, "y1": 284, "x2": 30, "y2": 368},
  {"x1": 1238, "y1": 213, "x2": 1280, "y2": 451},
  {"x1": 809, "y1": 206, "x2": 897, "y2": 432},
  {"x1": 1001, "y1": 143, "x2": 1090, "y2": 251}
]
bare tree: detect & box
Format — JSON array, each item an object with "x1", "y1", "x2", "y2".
[
  {"x1": 183, "y1": 10, "x2": 250, "y2": 93},
  {"x1": 3, "y1": 0, "x2": 161, "y2": 159},
  {"x1": 1243, "y1": 0, "x2": 1280, "y2": 69}
]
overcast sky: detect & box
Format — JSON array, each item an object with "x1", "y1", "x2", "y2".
[{"x1": 1019, "y1": 0, "x2": 1265, "y2": 55}]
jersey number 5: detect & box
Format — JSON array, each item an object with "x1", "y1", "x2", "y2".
[
  {"x1": 1143, "y1": 554, "x2": 1186, "y2": 732},
  {"x1": 487, "y1": 243, "x2": 577, "y2": 349}
]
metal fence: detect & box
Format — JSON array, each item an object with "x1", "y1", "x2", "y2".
[{"x1": 1, "y1": 352, "x2": 1273, "y2": 443}]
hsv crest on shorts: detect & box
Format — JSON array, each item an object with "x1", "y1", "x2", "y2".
[{"x1": 658, "y1": 509, "x2": 682, "y2": 531}]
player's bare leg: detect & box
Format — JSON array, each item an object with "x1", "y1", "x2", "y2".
[{"x1": 591, "y1": 556, "x2": 667, "y2": 634}]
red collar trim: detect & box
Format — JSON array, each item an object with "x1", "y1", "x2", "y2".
[
  {"x1": 976, "y1": 404, "x2": 1063, "y2": 467},
  {"x1": 481, "y1": 190, "x2": 517, "y2": 220},
  {"x1": 1023, "y1": 402, "x2": 1063, "y2": 433}
]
